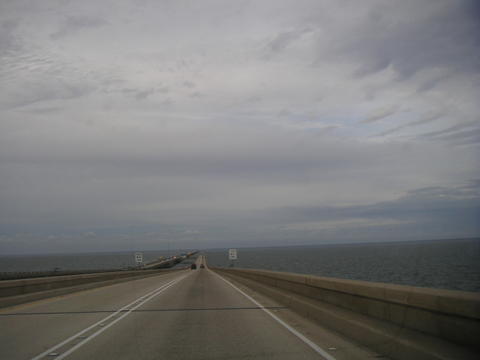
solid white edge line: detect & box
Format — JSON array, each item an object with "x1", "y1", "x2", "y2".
[
  {"x1": 30, "y1": 272, "x2": 188, "y2": 360},
  {"x1": 212, "y1": 270, "x2": 337, "y2": 360}
]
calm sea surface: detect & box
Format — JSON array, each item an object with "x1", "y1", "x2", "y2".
[
  {"x1": 205, "y1": 238, "x2": 480, "y2": 292},
  {"x1": 1, "y1": 238, "x2": 479, "y2": 292}
]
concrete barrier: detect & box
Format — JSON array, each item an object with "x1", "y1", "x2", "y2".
[
  {"x1": 0, "y1": 268, "x2": 183, "y2": 308},
  {"x1": 213, "y1": 267, "x2": 480, "y2": 359}
]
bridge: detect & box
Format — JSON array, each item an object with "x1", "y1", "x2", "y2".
[
  {"x1": 142, "y1": 251, "x2": 198, "y2": 270},
  {"x1": 0, "y1": 255, "x2": 478, "y2": 360}
]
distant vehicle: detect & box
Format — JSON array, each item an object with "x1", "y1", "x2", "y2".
[
  {"x1": 191, "y1": 264, "x2": 197, "y2": 270},
  {"x1": 200, "y1": 264, "x2": 205, "y2": 269}
]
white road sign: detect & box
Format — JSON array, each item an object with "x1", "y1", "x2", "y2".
[
  {"x1": 228, "y1": 248, "x2": 238, "y2": 260},
  {"x1": 135, "y1": 252, "x2": 143, "y2": 264}
]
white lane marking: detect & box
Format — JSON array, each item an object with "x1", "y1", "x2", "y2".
[
  {"x1": 54, "y1": 275, "x2": 187, "y2": 360},
  {"x1": 213, "y1": 271, "x2": 337, "y2": 360},
  {"x1": 31, "y1": 278, "x2": 179, "y2": 360},
  {"x1": 30, "y1": 273, "x2": 188, "y2": 360}
]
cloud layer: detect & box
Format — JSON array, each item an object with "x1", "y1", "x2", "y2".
[{"x1": 0, "y1": 0, "x2": 479, "y2": 253}]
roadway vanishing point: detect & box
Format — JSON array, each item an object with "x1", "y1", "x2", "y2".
[{"x1": 1, "y1": 255, "x2": 479, "y2": 360}]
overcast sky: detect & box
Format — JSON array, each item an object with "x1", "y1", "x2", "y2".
[{"x1": 0, "y1": 0, "x2": 479, "y2": 254}]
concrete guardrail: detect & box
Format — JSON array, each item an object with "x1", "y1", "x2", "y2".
[
  {"x1": 0, "y1": 268, "x2": 184, "y2": 309},
  {"x1": 213, "y1": 267, "x2": 480, "y2": 359}
]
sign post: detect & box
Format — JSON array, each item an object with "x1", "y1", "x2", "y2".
[
  {"x1": 134, "y1": 252, "x2": 143, "y2": 267},
  {"x1": 228, "y1": 248, "x2": 237, "y2": 267}
]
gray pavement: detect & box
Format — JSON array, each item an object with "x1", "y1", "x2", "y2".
[{"x1": 0, "y1": 256, "x2": 376, "y2": 360}]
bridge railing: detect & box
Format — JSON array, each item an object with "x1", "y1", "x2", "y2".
[
  {"x1": 0, "y1": 268, "x2": 132, "y2": 281},
  {"x1": 0, "y1": 268, "x2": 184, "y2": 309},
  {"x1": 213, "y1": 267, "x2": 480, "y2": 359}
]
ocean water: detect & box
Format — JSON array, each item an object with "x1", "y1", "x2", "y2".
[
  {"x1": 205, "y1": 238, "x2": 480, "y2": 292},
  {"x1": 1, "y1": 239, "x2": 479, "y2": 292}
]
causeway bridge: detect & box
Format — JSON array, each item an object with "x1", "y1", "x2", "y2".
[{"x1": 0, "y1": 255, "x2": 478, "y2": 360}]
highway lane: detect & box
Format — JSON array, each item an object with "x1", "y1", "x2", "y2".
[
  {"x1": 0, "y1": 270, "x2": 189, "y2": 360},
  {"x1": 0, "y1": 256, "x2": 376, "y2": 360},
  {"x1": 64, "y1": 265, "x2": 325, "y2": 359}
]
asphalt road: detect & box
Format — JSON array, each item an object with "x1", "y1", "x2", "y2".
[{"x1": 0, "y1": 257, "x2": 375, "y2": 360}]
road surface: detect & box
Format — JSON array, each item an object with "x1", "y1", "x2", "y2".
[{"x1": 0, "y1": 257, "x2": 377, "y2": 360}]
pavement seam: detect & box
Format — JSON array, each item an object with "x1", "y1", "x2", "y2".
[{"x1": 1, "y1": 306, "x2": 288, "y2": 316}]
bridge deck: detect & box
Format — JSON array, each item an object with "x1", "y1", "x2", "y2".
[{"x1": 0, "y1": 257, "x2": 379, "y2": 360}]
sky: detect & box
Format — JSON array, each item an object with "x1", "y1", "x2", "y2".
[{"x1": 0, "y1": 0, "x2": 479, "y2": 254}]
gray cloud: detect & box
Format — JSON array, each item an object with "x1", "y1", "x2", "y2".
[
  {"x1": 0, "y1": 0, "x2": 479, "y2": 253},
  {"x1": 1, "y1": 80, "x2": 94, "y2": 110},
  {"x1": 135, "y1": 89, "x2": 155, "y2": 100},
  {"x1": 420, "y1": 121, "x2": 479, "y2": 139},
  {"x1": 339, "y1": 1, "x2": 480, "y2": 79},
  {"x1": 50, "y1": 15, "x2": 108, "y2": 39},
  {"x1": 120, "y1": 86, "x2": 170, "y2": 101},
  {"x1": 189, "y1": 91, "x2": 203, "y2": 98},
  {"x1": 435, "y1": 127, "x2": 480, "y2": 146},
  {"x1": 361, "y1": 106, "x2": 399, "y2": 124},
  {"x1": 0, "y1": 18, "x2": 21, "y2": 54},
  {"x1": 1, "y1": 180, "x2": 477, "y2": 253},
  {"x1": 377, "y1": 112, "x2": 445, "y2": 136},
  {"x1": 264, "y1": 27, "x2": 314, "y2": 55},
  {"x1": 416, "y1": 73, "x2": 451, "y2": 93}
]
